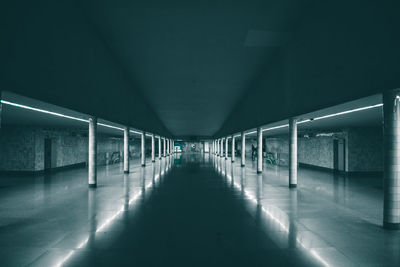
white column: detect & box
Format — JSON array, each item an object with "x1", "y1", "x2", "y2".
[
  {"x1": 213, "y1": 140, "x2": 216, "y2": 155},
  {"x1": 141, "y1": 132, "x2": 146, "y2": 166},
  {"x1": 124, "y1": 126, "x2": 130, "y2": 173},
  {"x1": 151, "y1": 134, "x2": 155, "y2": 162},
  {"x1": 220, "y1": 138, "x2": 224, "y2": 157},
  {"x1": 383, "y1": 89, "x2": 400, "y2": 229},
  {"x1": 158, "y1": 136, "x2": 161, "y2": 159},
  {"x1": 88, "y1": 116, "x2": 97, "y2": 188},
  {"x1": 167, "y1": 139, "x2": 170, "y2": 155},
  {"x1": 172, "y1": 140, "x2": 175, "y2": 153},
  {"x1": 216, "y1": 140, "x2": 219, "y2": 155},
  {"x1": 163, "y1": 138, "x2": 166, "y2": 157},
  {"x1": 257, "y1": 127, "x2": 263, "y2": 173},
  {"x1": 225, "y1": 137, "x2": 228, "y2": 160},
  {"x1": 289, "y1": 118, "x2": 297, "y2": 188},
  {"x1": 231, "y1": 135, "x2": 235, "y2": 162},
  {"x1": 241, "y1": 131, "x2": 245, "y2": 167}
]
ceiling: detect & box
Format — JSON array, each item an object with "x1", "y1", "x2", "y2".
[
  {"x1": 1, "y1": 91, "x2": 383, "y2": 141},
  {"x1": 0, "y1": 1, "x2": 399, "y2": 138},
  {"x1": 244, "y1": 94, "x2": 383, "y2": 138}
]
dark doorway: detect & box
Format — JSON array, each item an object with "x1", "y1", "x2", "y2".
[
  {"x1": 44, "y1": 138, "x2": 52, "y2": 171},
  {"x1": 333, "y1": 139, "x2": 345, "y2": 172}
]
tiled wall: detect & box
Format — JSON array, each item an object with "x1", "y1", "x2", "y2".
[
  {"x1": 0, "y1": 126, "x2": 144, "y2": 172},
  {"x1": 347, "y1": 127, "x2": 382, "y2": 172},
  {"x1": 0, "y1": 127, "x2": 36, "y2": 171}
]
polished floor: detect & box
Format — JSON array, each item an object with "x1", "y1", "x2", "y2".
[{"x1": 0, "y1": 153, "x2": 399, "y2": 266}]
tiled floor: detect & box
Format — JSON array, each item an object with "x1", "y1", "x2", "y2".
[{"x1": 0, "y1": 153, "x2": 399, "y2": 266}]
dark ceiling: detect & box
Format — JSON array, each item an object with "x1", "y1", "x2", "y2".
[{"x1": 1, "y1": 1, "x2": 399, "y2": 138}]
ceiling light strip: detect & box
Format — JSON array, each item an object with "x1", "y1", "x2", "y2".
[
  {"x1": 0, "y1": 99, "x2": 157, "y2": 137},
  {"x1": 0, "y1": 99, "x2": 88, "y2": 123},
  {"x1": 238, "y1": 103, "x2": 383, "y2": 137}
]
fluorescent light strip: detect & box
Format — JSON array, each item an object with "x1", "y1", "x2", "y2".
[
  {"x1": 312, "y1": 103, "x2": 383, "y2": 121},
  {"x1": 236, "y1": 103, "x2": 383, "y2": 137},
  {"x1": 97, "y1": 123, "x2": 124, "y2": 131},
  {"x1": 262, "y1": 124, "x2": 289, "y2": 132},
  {"x1": 130, "y1": 130, "x2": 143, "y2": 135},
  {"x1": 0, "y1": 99, "x2": 159, "y2": 137},
  {"x1": 0, "y1": 100, "x2": 88, "y2": 123},
  {"x1": 245, "y1": 130, "x2": 257, "y2": 136}
]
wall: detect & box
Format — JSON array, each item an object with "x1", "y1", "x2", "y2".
[
  {"x1": 298, "y1": 136, "x2": 335, "y2": 170},
  {"x1": 180, "y1": 142, "x2": 204, "y2": 153},
  {"x1": 262, "y1": 128, "x2": 383, "y2": 173},
  {"x1": 0, "y1": 127, "x2": 36, "y2": 171},
  {"x1": 0, "y1": 126, "x2": 140, "y2": 172},
  {"x1": 347, "y1": 127, "x2": 382, "y2": 172},
  {"x1": 264, "y1": 133, "x2": 346, "y2": 170}
]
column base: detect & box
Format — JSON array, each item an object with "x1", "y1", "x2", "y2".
[
  {"x1": 88, "y1": 184, "x2": 97, "y2": 188},
  {"x1": 257, "y1": 170, "x2": 262, "y2": 174},
  {"x1": 141, "y1": 164, "x2": 146, "y2": 167},
  {"x1": 231, "y1": 160, "x2": 235, "y2": 163},
  {"x1": 241, "y1": 164, "x2": 245, "y2": 167},
  {"x1": 289, "y1": 184, "x2": 297, "y2": 188},
  {"x1": 124, "y1": 170, "x2": 129, "y2": 174},
  {"x1": 383, "y1": 222, "x2": 400, "y2": 230},
  {"x1": 152, "y1": 160, "x2": 155, "y2": 162}
]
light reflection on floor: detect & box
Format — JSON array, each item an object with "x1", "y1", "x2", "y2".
[{"x1": 0, "y1": 153, "x2": 399, "y2": 266}]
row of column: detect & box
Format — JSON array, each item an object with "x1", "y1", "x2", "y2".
[
  {"x1": 211, "y1": 88, "x2": 400, "y2": 229},
  {"x1": 211, "y1": 119, "x2": 301, "y2": 189},
  {"x1": 88, "y1": 121, "x2": 175, "y2": 188}
]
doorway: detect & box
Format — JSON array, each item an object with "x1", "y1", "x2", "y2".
[
  {"x1": 333, "y1": 139, "x2": 345, "y2": 172},
  {"x1": 44, "y1": 138, "x2": 52, "y2": 171}
]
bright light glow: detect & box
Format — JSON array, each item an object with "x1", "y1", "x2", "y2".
[
  {"x1": 128, "y1": 129, "x2": 141, "y2": 135},
  {"x1": 262, "y1": 124, "x2": 289, "y2": 132},
  {"x1": 245, "y1": 130, "x2": 257, "y2": 136},
  {"x1": 297, "y1": 119, "x2": 312, "y2": 124},
  {"x1": 97, "y1": 123, "x2": 124, "y2": 131},
  {"x1": 311, "y1": 103, "x2": 383, "y2": 121},
  {"x1": 0, "y1": 100, "x2": 88, "y2": 122}
]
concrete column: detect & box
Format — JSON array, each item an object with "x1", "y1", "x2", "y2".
[
  {"x1": 383, "y1": 89, "x2": 400, "y2": 229},
  {"x1": 167, "y1": 139, "x2": 170, "y2": 155},
  {"x1": 141, "y1": 132, "x2": 146, "y2": 166},
  {"x1": 158, "y1": 136, "x2": 161, "y2": 159},
  {"x1": 163, "y1": 138, "x2": 166, "y2": 157},
  {"x1": 213, "y1": 140, "x2": 216, "y2": 155},
  {"x1": 151, "y1": 134, "x2": 155, "y2": 162},
  {"x1": 123, "y1": 126, "x2": 130, "y2": 173},
  {"x1": 231, "y1": 135, "x2": 235, "y2": 162},
  {"x1": 241, "y1": 131, "x2": 246, "y2": 167},
  {"x1": 257, "y1": 127, "x2": 263, "y2": 173},
  {"x1": 220, "y1": 138, "x2": 224, "y2": 157},
  {"x1": 88, "y1": 116, "x2": 97, "y2": 188},
  {"x1": 216, "y1": 140, "x2": 219, "y2": 155},
  {"x1": 225, "y1": 137, "x2": 228, "y2": 160},
  {"x1": 289, "y1": 118, "x2": 297, "y2": 188}
]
